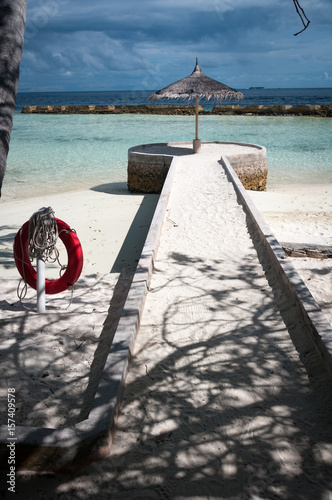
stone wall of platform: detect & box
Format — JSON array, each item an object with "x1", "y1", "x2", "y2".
[{"x1": 128, "y1": 142, "x2": 268, "y2": 193}]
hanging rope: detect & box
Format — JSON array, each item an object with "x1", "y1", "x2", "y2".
[
  {"x1": 16, "y1": 206, "x2": 61, "y2": 307},
  {"x1": 15, "y1": 207, "x2": 78, "y2": 309},
  {"x1": 28, "y1": 206, "x2": 59, "y2": 262}
]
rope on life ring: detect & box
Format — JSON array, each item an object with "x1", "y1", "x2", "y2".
[{"x1": 14, "y1": 218, "x2": 83, "y2": 295}]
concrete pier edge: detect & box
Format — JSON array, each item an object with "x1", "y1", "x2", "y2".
[{"x1": 1, "y1": 142, "x2": 331, "y2": 473}]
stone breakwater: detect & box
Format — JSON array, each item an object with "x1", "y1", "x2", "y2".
[{"x1": 22, "y1": 104, "x2": 332, "y2": 116}]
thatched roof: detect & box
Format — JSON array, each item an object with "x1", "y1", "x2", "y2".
[{"x1": 149, "y1": 58, "x2": 244, "y2": 103}]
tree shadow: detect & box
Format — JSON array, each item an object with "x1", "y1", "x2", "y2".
[
  {"x1": 9, "y1": 184, "x2": 332, "y2": 498},
  {"x1": 15, "y1": 240, "x2": 332, "y2": 498},
  {"x1": 18, "y1": 228, "x2": 327, "y2": 498},
  {"x1": 0, "y1": 183, "x2": 158, "y2": 430},
  {"x1": 98, "y1": 243, "x2": 332, "y2": 499},
  {"x1": 0, "y1": 228, "x2": 19, "y2": 270}
]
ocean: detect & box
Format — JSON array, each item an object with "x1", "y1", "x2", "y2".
[
  {"x1": 2, "y1": 88, "x2": 332, "y2": 201},
  {"x1": 14, "y1": 87, "x2": 332, "y2": 109}
]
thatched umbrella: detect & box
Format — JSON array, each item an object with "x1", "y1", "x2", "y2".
[{"x1": 148, "y1": 58, "x2": 244, "y2": 153}]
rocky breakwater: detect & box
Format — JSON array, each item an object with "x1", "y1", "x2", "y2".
[
  {"x1": 22, "y1": 103, "x2": 332, "y2": 116},
  {"x1": 211, "y1": 104, "x2": 332, "y2": 117},
  {"x1": 128, "y1": 142, "x2": 267, "y2": 193},
  {"x1": 112, "y1": 104, "x2": 202, "y2": 115},
  {"x1": 22, "y1": 104, "x2": 116, "y2": 114},
  {"x1": 21, "y1": 104, "x2": 202, "y2": 115}
]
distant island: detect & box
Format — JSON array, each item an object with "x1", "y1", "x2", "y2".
[{"x1": 249, "y1": 86, "x2": 265, "y2": 89}]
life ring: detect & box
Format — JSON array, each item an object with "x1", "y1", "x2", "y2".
[{"x1": 14, "y1": 218, "x2": 83, "y2": 295}]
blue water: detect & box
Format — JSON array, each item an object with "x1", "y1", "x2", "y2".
[
  {"x1": 2, "y1": 89, "x2": 332, "y2": 201},
  {"x1": 15, "y1": 88, "x2": 332, "y2": 109}
]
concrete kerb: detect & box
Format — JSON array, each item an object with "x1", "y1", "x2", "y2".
[
  {"x1": 0, "y1": 157, "x2": 179, "y2": 474},
  {"x1": 220, "y1": 155, "x2": 332, "y2": 379}
]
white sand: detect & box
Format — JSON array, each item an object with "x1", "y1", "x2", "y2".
[
  {"x1": 249, "y1": 184, "x2": 332, "y2": 326},
  {"x1": 1, "y1": 148, "x2": 332, "y2": 498},
  {"x1": 0, "y1": 186, "x2": 158, "y2": 428},
  {"x1": 0, "y1": 184, "x2": 159, "y2": 277},
  {"x1": 249, "y1": 183, "x2": 332, "y2": 247}
]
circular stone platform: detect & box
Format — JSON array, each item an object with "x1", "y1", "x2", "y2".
[{"x1": 127, "y1": 141, "x2": 267, "y2": 193}]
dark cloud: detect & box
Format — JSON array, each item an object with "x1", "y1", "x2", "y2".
[{"x1": 19, "y1": 0, "x2": 332, "y2": 91}]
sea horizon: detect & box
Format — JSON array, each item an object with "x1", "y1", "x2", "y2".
[
  {"x1": 17, "y1": 86, "x2": 332, "y2": 93},
  {"x1": 15, "y1": 87, "x2": 332, "y2": 111}
]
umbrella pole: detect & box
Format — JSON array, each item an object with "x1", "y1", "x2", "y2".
[
  {"x1": 193, "y1": 96, "x2": 201, "y2": 153},
  {"x1": 195, "y1": 96, "x2": 199, "y2": 140}
]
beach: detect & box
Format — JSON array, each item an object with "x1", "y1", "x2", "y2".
[
  {"x1": 2, "y1": 144, "x2": 332, "y2": 498},
  {"x1": 1, "y1": 181, "x2": 331, "y2": 322},
  {"x1": 249, "y1": 184, "x2": 332, "y2": 326},
  {"x1": 1, "y1": 184, "x2": 159, "y2": 279},
  {"x1": 0, "y1": 185, "x2": 159, "y2": 428},
  {"x1": 1, "y1": 176, "x2": 332, "y2": 429}
]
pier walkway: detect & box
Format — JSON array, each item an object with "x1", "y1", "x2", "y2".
[{"x1": 98, "y1": 143, "x2": 332, "y2": 498}]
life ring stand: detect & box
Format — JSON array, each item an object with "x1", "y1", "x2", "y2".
[{"x1": 14, "y1": 218, "x2": 83, "y2": 295}]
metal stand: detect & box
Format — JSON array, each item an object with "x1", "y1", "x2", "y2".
[{"x1": 37, "y1": 256, "x2": 46, "y2": 313}]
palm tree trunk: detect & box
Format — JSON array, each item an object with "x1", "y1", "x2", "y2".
[{"x1": 0, "y1": 0, "x2": 27, "y2": 197}]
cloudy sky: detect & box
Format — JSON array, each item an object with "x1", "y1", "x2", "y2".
[{"x1": 19, "y1": 0, "x2": 332, "y2": 92}]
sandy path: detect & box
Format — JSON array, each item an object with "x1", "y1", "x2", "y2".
[{"x1": 13, "y1": 148, "x2": 332, "y2": 499}]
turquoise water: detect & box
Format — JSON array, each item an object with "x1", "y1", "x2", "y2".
[{"x1": 3, "y1": 112, "x2": 332, "y2": 201}]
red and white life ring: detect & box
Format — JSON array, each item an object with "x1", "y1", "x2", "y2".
[{"x1": 14, "y1": 218, "x2": 83, "y2": 295}]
